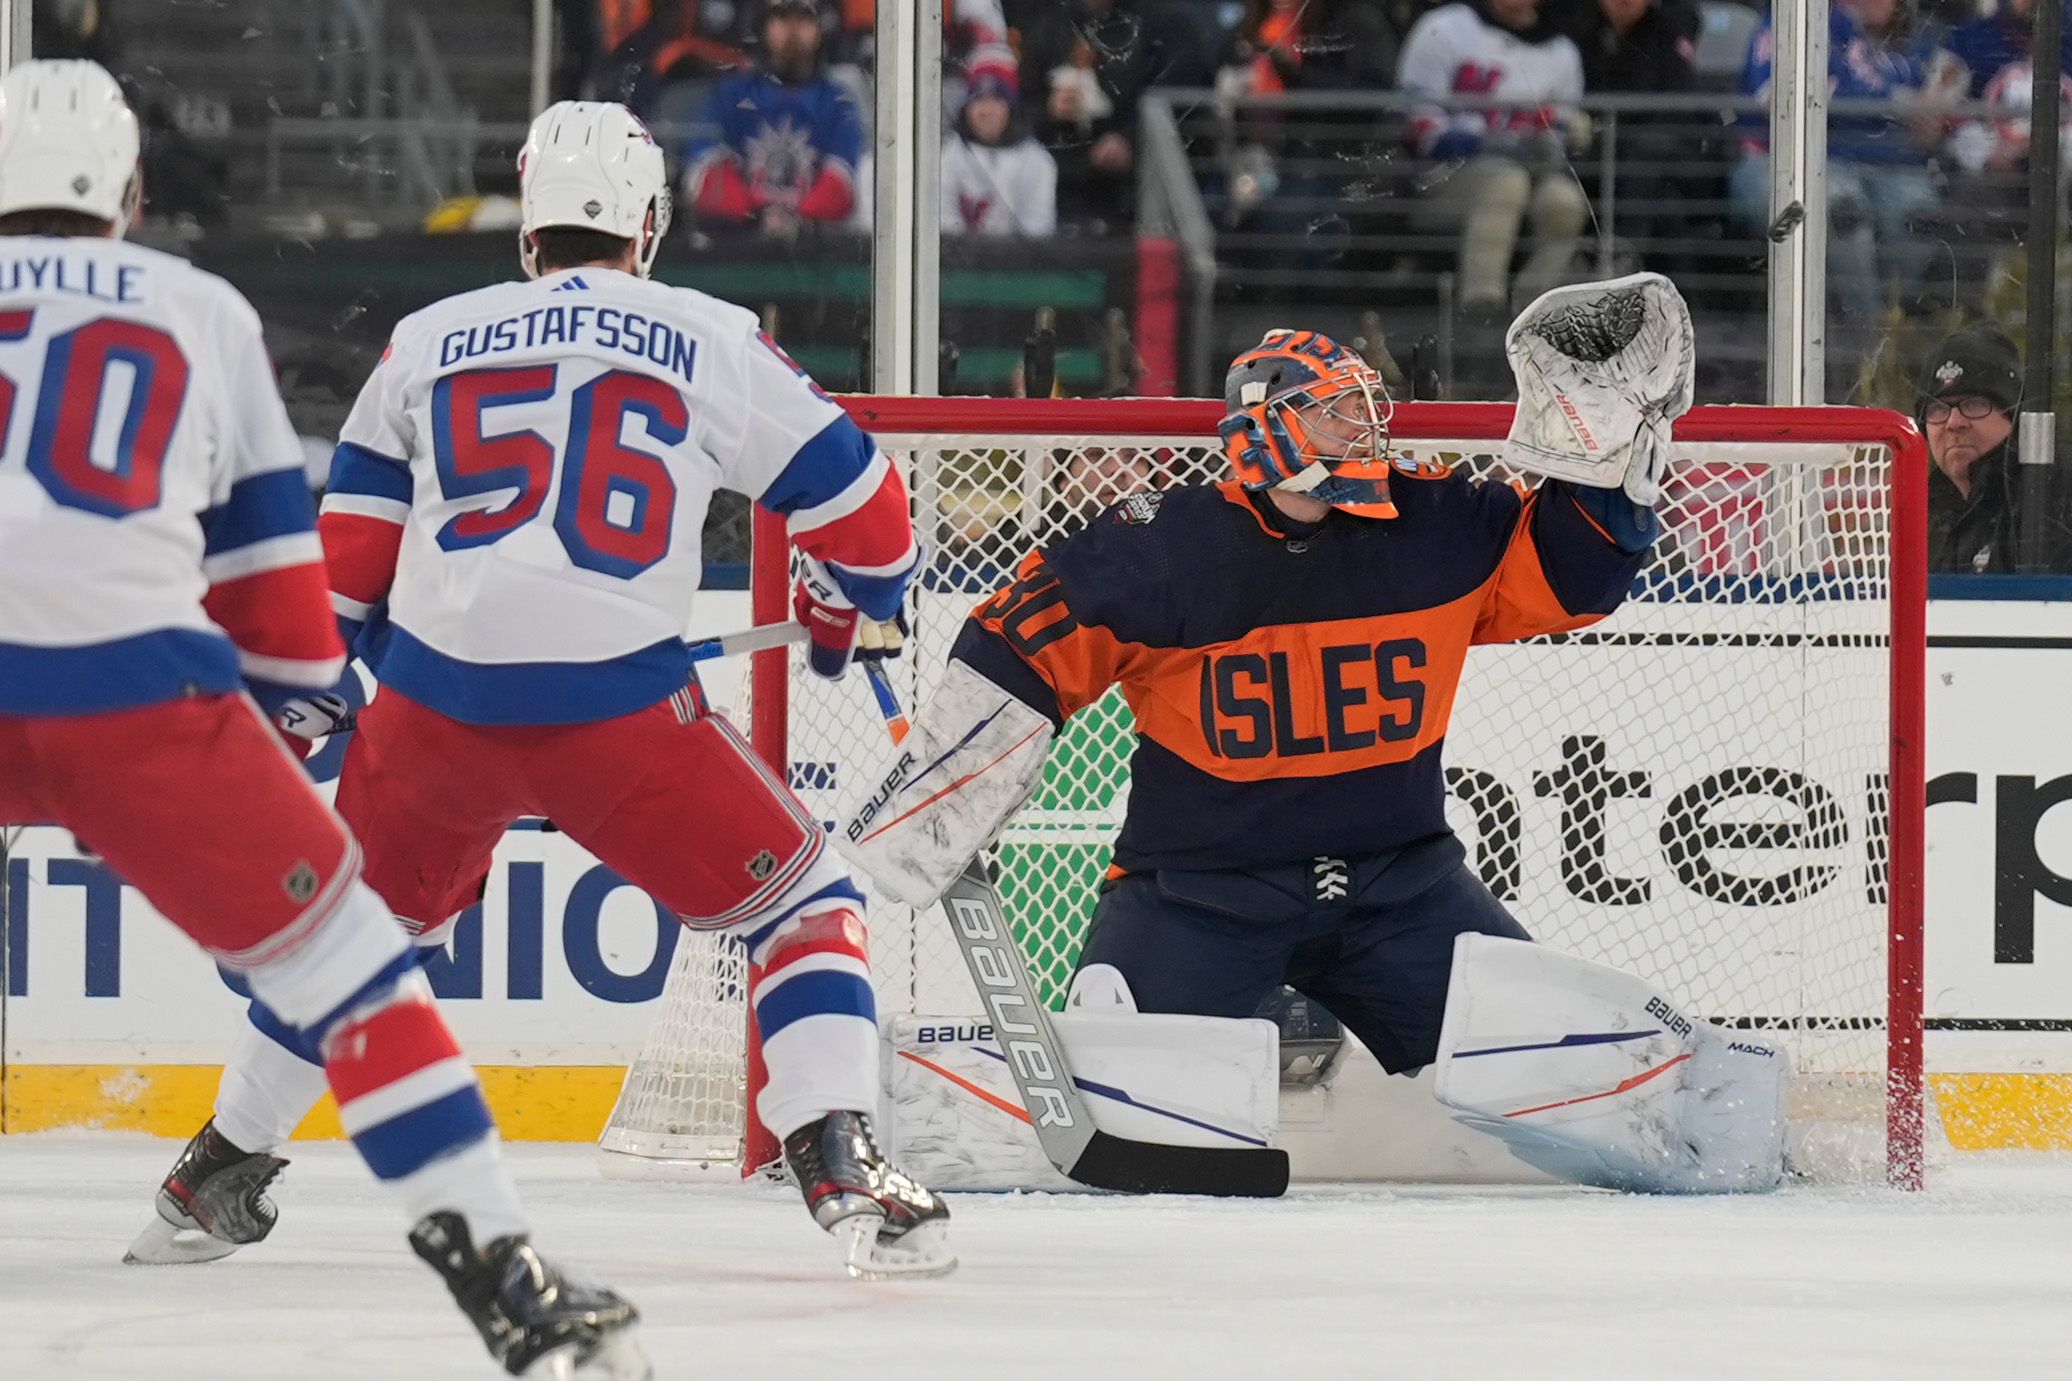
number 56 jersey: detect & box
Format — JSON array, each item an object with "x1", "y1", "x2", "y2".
[{"x1": 320, "y1": 268, "x2": 916, "y2": 725}]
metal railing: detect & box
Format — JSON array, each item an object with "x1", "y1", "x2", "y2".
[{"x1": 1139, "y1": 87, "x2": 2053, "y2": 401}]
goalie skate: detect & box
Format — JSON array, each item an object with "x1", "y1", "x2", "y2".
[
  {"x1": 784, "y1": 1111, "x2": 956, "y2": 1280},
  {"x1": 410, "y1": 1211, "x2": 650, "y2": 1380},
  {"x1": 124, "y1": 1120, "x2": 288, "y2": 1265}
]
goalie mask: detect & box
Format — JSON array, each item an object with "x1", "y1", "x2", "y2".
[{"x1": 1219, "y1": 330, "x2": 1398, "y2": 519}]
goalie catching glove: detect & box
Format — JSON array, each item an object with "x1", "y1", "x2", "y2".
[{"x1": 1504, "y1": 270, "x2": 1694, "y2": 506}]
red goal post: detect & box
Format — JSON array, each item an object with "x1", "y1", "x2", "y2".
[{"x1": 703, "y1": 397, "x2": 1927, "y2": 1186}]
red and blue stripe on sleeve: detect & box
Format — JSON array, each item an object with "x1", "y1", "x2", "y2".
[
  {"x1": 317, "y1": 440, "x2": 413, "y2": 647},
  {"x1": 198, "y1": 465, "x2": 345, "y2": 692},
  {"x1": 757, "y1": 416, "x2": 919, "y2": 621}
]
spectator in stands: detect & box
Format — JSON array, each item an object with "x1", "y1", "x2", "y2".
[
  {"x1": 1021, "y1": 0, "x2": 1216, "y2": 230},
  {"x1": 1730, "y1": 0, "x2": 1947, "y2": 333},
  {"x1": 943, "y1": 60, "x2": 1060, "y2": 237},
  {"x1": 1552, "y1": 0, "x2": 1701, "y2": 270},
  {"x1": 1224, "y1": 0, "x2": 1400, "y2": 91},
  {"x1": 1553, "y1": 0, "x2": 1696, "y2": 92},
  {"x1": 683, "y1": 0, "x2": 863, "y2": 237},
  {"x1": 1213, "y1": 0, "x2": 1399, "y2": 262},
  {"x1": 839, "y1": 0, "x2": 1011, "y2": 72},
  {"x1": 1397, "y1": 0, "x2": 1589, "y2": 384},
  {"x1": 1945, "y1": 0, "x2": 2072, "y2": 96},
  {"x1": 589, "y1": 0, "x2": 749, "y2": 122},
  {"x1": 1917, "y1": 324, "x2": 2072, "y2": 572}
]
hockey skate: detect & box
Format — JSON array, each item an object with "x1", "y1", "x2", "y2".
[
  {"x1": 784, "y1": 1111, "x2": 956, "y2": 1280},
  {"x1": 124, "y1": 1119, "x2": 289, "y2": 1265},
  {"x1": 411, "y1": 1211, "x2": 650, "y2": 1380}
]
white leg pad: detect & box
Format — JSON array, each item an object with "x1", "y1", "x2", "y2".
[{"x1": 1432, "y1": 934, "x2": 1787, "y2": 1194}]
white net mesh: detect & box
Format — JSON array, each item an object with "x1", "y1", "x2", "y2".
[
  {"x1": 598, "y1": 930, "x2": 753, "y2": 1176},
  {"x1": 603, "y1": 402, "x2": 1921, "y2": 1179}
]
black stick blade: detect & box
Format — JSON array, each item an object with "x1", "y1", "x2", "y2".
[{"x1": 1069, "y1": 1132, "x2": 1290, "y2": 1198}]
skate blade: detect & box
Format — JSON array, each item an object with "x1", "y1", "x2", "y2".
[
  {"x1": 523, "y1": 1326, "x2": 653, "y2": 1381},
  {"x1": 123, "y1": 1213, "x2": 243, "y2": 1266},
  {"x1": 834, "y1": 1215, "x2": 958, "y2": 1281}
]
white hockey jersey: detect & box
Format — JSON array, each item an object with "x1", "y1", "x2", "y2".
[
  {"x1": 940, "y1": 135, "x2": 1058, "y2": 238},
  {"x1": 0, "y1": 236, "x2": 342, "y2": 715},
  {"x1": 319, "y1": 267, "x2": 917, "y2": 726},
  {"x1": 1396, "y1": 4, "x2": 1584, "y2": 157}
]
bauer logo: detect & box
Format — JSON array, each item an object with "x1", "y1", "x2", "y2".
[
  {"x1": 948, "y1": 891, "x2": 1076, "y2": 1130},
  {"x1": 1644, "y1": 996, "x2": 1694, "y2": 1041},
  {"x1": 846, "y1": 750, "x2": 915, "y2": 842},
  {"x1": 915, "y1": 1023, "x2": 995, "y2": 1044}
]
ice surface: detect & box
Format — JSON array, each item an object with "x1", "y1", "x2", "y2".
[{"x1": 2, "y1": 1136, "x2": 2069, "y2": 1380}]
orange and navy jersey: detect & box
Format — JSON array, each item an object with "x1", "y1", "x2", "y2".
[{"x1": 950, "y1": 471, "x2": 1646, "y2": 874}]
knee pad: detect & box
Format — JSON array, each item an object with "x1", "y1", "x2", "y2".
[{"x1": 1066, "y1": 963, "x2": 1138, "y2": 1012}]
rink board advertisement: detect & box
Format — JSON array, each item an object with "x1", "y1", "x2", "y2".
[{"x1": 7, "y1": 596, "x2": 2072, "y2": 1146}]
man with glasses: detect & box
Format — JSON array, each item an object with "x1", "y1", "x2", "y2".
[{"x1": 1919, "y1": 323, "x2": 2072, "y2": 573}]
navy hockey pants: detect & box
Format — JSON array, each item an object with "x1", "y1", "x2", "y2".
[{"x1": 1073, "y1": 835, "x2": 1529, "y2": 1074}]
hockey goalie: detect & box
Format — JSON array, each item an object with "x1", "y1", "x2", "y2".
[{"x1": 842, "y1": 275, "x2": 1791, "y2": 1195}]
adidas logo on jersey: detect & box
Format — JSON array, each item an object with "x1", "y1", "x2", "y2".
[{"x1": 1311, "y1": 856, "x2": 1349, "y2": 903}]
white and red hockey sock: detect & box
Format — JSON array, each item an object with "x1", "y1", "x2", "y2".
[
  {"x1": 749, "y1": 904, "x2": 881, "y2": 1139},
  {"x1": 237, "y1": 878, "x2": 527, "y2": 1243},
  {"x1": 320, "y1": 964, "x2": 527, "y2": 1244}
]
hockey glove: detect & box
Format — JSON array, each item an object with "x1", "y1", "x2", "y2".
[
  {"x1": 795, "y1": 554, "x2": 865, "y2": 680},
  {"x1": 856, "y1": 610, "x2": 909, "y2": 667},
  {"x1": 276, "y1": 691, "x2": 359, "y2": 742}
]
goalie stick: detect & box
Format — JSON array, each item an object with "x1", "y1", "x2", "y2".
[{"x1": 860, "y1": 662, "x2": 1291, "y2": 1198}]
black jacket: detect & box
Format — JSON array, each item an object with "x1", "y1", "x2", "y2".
[
  {"x1": 1929, "y1": 441, "x2": 2072, "y2": 574},
  {"x1": 1551, "y1": 0, "x2": 1698, "y2": 94}
]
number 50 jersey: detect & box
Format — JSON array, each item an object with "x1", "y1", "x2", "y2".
[
  {"x1": 320, "y1": 268, "x2": 917, "y2": 725},
  {"x1": 0, "y1": 238, "x2": 342, "y2": 716}
]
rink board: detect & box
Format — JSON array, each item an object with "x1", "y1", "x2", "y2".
[{"x1": 8, "y1": 596, "x2": 2072, "y2": 1149}]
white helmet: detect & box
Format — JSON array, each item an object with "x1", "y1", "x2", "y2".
[
  {"x1": 517, "y1": 100, "x2": 672, "y2": 280},
  {"x1": 0, "y1": 60, "x2": 141, "y2": 233}
]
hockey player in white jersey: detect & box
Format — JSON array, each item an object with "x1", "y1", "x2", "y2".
[
  {"x1": 137, "y1": 99, "x2": 954, "y2": 1280},
  {"x1": 0, "y1": 62, "x2": 647, "y2": 1377}
]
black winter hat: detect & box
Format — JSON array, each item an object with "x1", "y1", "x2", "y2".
[{"x1": 1917, "y1": 324, "x2": 2022, "y2": 419}]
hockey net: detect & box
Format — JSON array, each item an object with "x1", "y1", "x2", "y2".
[{"x1": 601, "y1": 398, "x2": 1928, "y2": 1186}]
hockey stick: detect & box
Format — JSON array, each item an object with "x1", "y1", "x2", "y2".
[
  {"x1": 309, "y1": 622, "x2": 810, "y2": 739},
  {"x1": 860, "y1": 662, "x2": 1290, "y2": 1198},
  {"x1": 684, "y1": 620, "x2": 810, "y2": 663}
]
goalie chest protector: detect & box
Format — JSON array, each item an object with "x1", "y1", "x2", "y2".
[{"x1": 951, "y1": 477, "x2": 1646, "y2": 876}]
